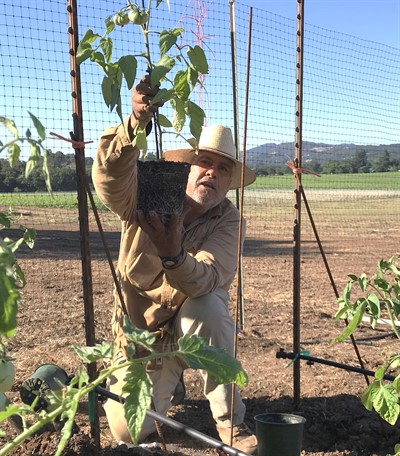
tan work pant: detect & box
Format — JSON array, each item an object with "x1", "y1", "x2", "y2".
[{"x1": 103, "y1": 289, "x2": 246, "y2": 443}]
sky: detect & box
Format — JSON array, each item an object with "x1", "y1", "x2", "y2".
[
  {"x1": 240, "y1": 0, "x2": 400, "y2": 49},
  {"x1": 1, "y1": 0, "x2": 399, "y2": 157}
]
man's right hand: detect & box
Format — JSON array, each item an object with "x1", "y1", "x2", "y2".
[{"x1": 131, "y1": 75, "x2": 162, "y2": 128}]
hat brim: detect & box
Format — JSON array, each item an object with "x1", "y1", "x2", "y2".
[{"x1": 163, "y1": 148, "x2": 256, "y2": 190}]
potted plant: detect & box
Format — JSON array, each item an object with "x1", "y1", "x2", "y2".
[{"x1": 77, "y1": 0, "x2": 209, "y2": 216}]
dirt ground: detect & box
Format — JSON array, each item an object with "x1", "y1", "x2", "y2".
[{"x1": 1, "y1": 213, "x2": 400, "y2": 456}]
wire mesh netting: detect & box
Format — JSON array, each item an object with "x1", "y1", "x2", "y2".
[{"x1": 1, "y1": 0, "x2": 399, "y2": 331}]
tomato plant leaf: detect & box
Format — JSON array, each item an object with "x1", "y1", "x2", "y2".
[
  {"x1": 331, "y1": 300, "x2": 367, "y2": 344},
  {"x1": 100, "y1": 37, "x2": 113, "y2": 63},
  {"x1": 8, "y1": 143, "x2": 21, "y2": 167},
  {"x1": 73, "y1": 342, "x2": 115, "y2": 363},
  {"x1": 186, "y1": 101, "x2": 205, "y2": 141},
  {"x1": 28, "y1": 111, "x2": 46, "y2": 141},
  {"x1": 174, "y1": 70, "x2": 190, "y2": 101},
  {"x1": 0, "y1": 117, "x2": 18, "y2": 138},
  {"x1": 123, "y1": 364, "x2": 152, "y2": 444},
  {"x1": 150, "y1": 55, "x2": 176, "y2": 87},
  {"x1": 178, "y1": 334, "x2": 248, "y2": 387},
  {"x1": 187, "y1": 45, "x2": 208, "y2": 74},
  {"x1": 159, "y1": 30, "x2": 178, "y2": 55},
  {"x1": 119, "y1": 55, "x2": 137, "y2": 90},
  {"x1": 123, "y1": 317, "x2": 156, "y2": 351},
  {"x1": 0, "y1": 269, "x2": 19, "y2": 338},
  {"x1": 157, "y1": 113, "x2": 172, "y2": 128},
  {"x1": 170, "y1": 97, "x2": 185, "y2": 132}
]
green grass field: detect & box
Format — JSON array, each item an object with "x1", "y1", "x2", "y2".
[{"x1": 252, "y1": 171, "x2": 400, "y2": 190}]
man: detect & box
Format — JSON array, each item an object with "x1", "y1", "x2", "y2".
[{"x1": 92, "y1": 76, "x2": 257, "y2": 454}]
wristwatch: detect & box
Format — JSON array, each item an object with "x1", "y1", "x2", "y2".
[{"x1": 159, "y1": 249, "x2": 185, "y2": 269}]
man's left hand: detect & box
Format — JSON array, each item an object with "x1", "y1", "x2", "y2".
[{"x1": 136, "y1": 210, "x2": 184, "y2": 258}]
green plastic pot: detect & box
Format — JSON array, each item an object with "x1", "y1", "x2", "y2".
[
  {"x1": 254, "y1": 412, "x2": 306, "y2": 456},
  {"x1": 19, "y1": 364, "x2": 68, "y2": 410}
]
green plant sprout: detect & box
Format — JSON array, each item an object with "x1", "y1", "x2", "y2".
[
  {"x1": 0, "y1": 317, "x2": 248, "y2": 456},
  {"x1": 332, "y1": 256, "x2": 400, "y2": 456},
  {"x1": 76, "y1": 0, "x2": 208, "y2": 156},
  {"x1": 0, "y1": 114, "x2": 51, "y2": 193}
]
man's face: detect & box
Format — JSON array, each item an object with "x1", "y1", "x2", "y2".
[{"x1": 185, "y1": 151, "x2": 234, "y2": 209}]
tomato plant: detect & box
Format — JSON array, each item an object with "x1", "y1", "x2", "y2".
[
  {"x1": 76, "y1": 0, "x2": 208, "y2": 156},
  {"x1": 333, "y1": 256, "x2": 400, "y2": 455},
  {"x1": 0, "y1": 358, "x2": 15, "y2": 393}
]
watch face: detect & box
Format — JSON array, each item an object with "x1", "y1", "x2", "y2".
[{"x1": 163, "y1": 260, "x2": 176, "y2": 267}]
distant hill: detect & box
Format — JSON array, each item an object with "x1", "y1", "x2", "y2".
[{"x1": 246, "y1": 141, "x2": 400, "y2": 166}]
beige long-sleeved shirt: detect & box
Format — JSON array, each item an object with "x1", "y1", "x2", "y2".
[{"x1": 92, "y1": 118, "x2": 243, "y2": 341}]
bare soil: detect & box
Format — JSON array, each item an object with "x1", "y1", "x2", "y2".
[{"x1": 1, "y1": 215, "x2": 399, "y2": 456}]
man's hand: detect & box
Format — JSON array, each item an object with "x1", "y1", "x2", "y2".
[
  {"x1": 131, "y1": 75, "x2": 163, "y2": 128},
  {"x1": 136, "y1": 210, "x2": 184, "y2": 258}
]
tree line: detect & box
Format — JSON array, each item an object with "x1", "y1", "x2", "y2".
[
  {"x1": 252, "y1": 150, "x2": 400, "y2": 176},
  {"x1": 0, "y1": 150, "x2": 398, "y2": 192}
]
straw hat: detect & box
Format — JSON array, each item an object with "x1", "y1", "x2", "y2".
[{"x1": 163, "y1": 124, "x2": 256, "y2": 190}]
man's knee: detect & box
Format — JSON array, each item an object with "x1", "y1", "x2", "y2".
[{"x1": 177, "y1": 290, "x2": 235, "y2": 348}]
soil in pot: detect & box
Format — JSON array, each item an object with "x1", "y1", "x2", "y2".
[{"x1": 137, "y1": 160, "x2": 191, "y2": 216}]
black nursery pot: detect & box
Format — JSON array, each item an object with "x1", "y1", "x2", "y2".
[{"x1": 137, "y1": 160, "x2": 191, "y2": 216}]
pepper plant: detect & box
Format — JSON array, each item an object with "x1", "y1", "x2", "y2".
[
  {"x1": 77, "y1": 0, "x2": 208, "y2": 156},
  {"x1": 332, "y1": 256, "x2": 400, "y2": 455}
]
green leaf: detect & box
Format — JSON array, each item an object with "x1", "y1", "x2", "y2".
[
  {"x1": 76, "y1": 29, "x2": 99, "y2": 65},
  {"x1": 28, "y1": 111, "x2": 46, "y2": 140},
  {"x1": 393, "y1": 374, "x2": 400, "y2": 392},
  {"x1": 79, "y1": 29, "x2": 99, "y2": 46},
  {"x1": 76, "y1": 44, "x2": 93, "y2": 66},
  {"x1": 0, "y1": 117, "x2": 18, "y2": 138},
  {"x1": 374, "y1": 365, "x2": 387, "y2": 380},
  {"x1": 358, "y1": 273, "x2": 367, "y2": 291},
  {"x1": 0, "y1": 214, "x2": 11, "y2": 229},
  {"x1": 366, "y1": 293, "x2": 381, "y2": 319},
  {"x1": 8, "y1": 143, "x2": 21, "y2": 167},
  {"x1": 159, "y1": 29, "x2": 179, "y2": 55},
  {"x1": 150, "y1": 54, "x2": 176, "y2": 87},
  {"x1": 23, "y1": 228, "x2": 36, "y2": 249},
  {"x1": 157, "y1": 113, "x2": 173, "y2": 128},
  {"x1": 100, "y1": 37, "x2": 113, "y2": 63},
  {"x1": 123, "y1": 364, "x2": 152, "y2": 444},
  {"x1": 73, "y1": 342, "x2": 115, "y2": 363},
  {"x1": 178, "y1": 334, "x2": 248, "y2": 387},
  {"x1": 25, "y1": 144, "x2": 40, "y2": 178},
  {"x1": 151, "y1": 88, "x2": 173, "y2": 105},
  {"x1": 119, "y1": 55, "x2": 137, "y2": 90},
  {"x1": 187, "y1": 45, "x2": 208, "y2": 74},
  {"x1": 101, "y1": 75, "x2": 113, "y2": 109},
  {"x1": 170, "y1": 97, "x2": 186, "y2": 133},
  {"x1": 42, "y1": 148, "x2": 52, "y2": 193},
  {"x1": 371, "y1": 382, "x2": 400, "y2": 425},
  {"x1": 131, "y1": 127, "x2": 147, "y2": 156},
  {"x1": 361, "y1": 381, "x2": 379, "y2": 411},
  {"x1": 0, "y1": 272, "x2": 19, "y2": 338},
  {"x1": 123, "y1": 316, "x2": 156, "y2": 352},
  {"x1": 186, "y1": 101, "x2": 205, "y2": 141},
  {"x1": 105, "y1": 16, "x2": 116, "y2": 34},
  {"x1": 25, "y1": 144, "x2": 41, "y2": 178},
  {"x1": 331, "y1": 300, "x2": 367, "y2": 344},
  {"x1": 174, "y1": 70, "x2": 190, "y2": 101}
]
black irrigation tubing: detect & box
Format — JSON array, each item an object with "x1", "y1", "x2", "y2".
[
  {"x1": 276, "y1": 349, "x2": 396, "y2": 382},
  {"x1": 94, "y1": 386, "x2": 252, "y2": 456}
]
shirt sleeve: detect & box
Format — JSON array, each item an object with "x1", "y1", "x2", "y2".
[
  {"x1": 164, "y1": 207, "x2": 245, "y2": 298},
  {"x1": 92, "y1": 116, "x2": 140, "y2": 221}
]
